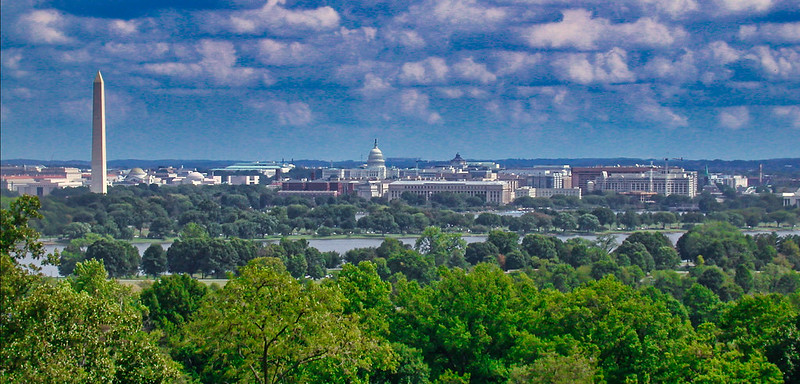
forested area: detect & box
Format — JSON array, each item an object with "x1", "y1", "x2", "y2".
[
  {"x1": 3, "y1": 195, "x2": 800, "y2": 383},
  {"x1": 1, "y1": 182, "x2": 796, "y2": 242}
]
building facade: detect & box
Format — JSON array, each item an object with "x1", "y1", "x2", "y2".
[
  {"x1": 387, "y1": 180, "x2": 512, "y2": 204},
  {"x1": 589, "y1": 169, "x2": 698, "y2": 197}
]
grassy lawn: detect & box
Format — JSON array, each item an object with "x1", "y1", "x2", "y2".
[{"x1": 117, "y1": 278, "x2": 228, "y2": 292}]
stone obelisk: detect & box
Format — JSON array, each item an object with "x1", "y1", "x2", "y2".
[{"x1": 91, "y1": 71, "x2": 107, "y2": 194}]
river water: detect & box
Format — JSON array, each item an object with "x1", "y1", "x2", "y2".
[{"x1": 24, "y1": 229, "x2": 800, "y2": 277}]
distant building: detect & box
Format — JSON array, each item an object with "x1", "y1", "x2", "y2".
[
  {"x1": 281, "y1": 180, "x2": 359, "y2": 196},
  {"x1": 588, "y1": 168, "x2": 698, "y2": 197},
  {"x1": 708, "y1": 174, "x2": 748, "y2": 190},
  {"x1": 502, "y1": 166, "x2": 571, "y2": 189},
  {"x1": 1, "y1": 166, "x2": 86, "y2": 196},
  {"x1": 782, "y1": 188, "x2": 800, "y2": 207},
  {"x1": 321, "y1": 140, "x2": 397, "y2": 180},
  {"x1": 515, "y1": 187, "x2": 582, "y2": 199},
  {"x1": 211, "y1": 161, "x2": 294, "y2": 178},
  {"x1": 225, "y1": 175, "x2": 260, "y2": 185},
  {"x1": 387, "y1": 180, "x2": 512, "y2": 204},
  {"x1": 572, "y1": 166, "x2": 651, "y2": 193}
]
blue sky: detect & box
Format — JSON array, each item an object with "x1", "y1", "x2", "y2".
[{"x1": 1, "y1": 0, "x2": 799, "y2": 161}]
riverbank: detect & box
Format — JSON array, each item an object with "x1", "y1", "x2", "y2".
[{"x1": 40, "y1": 224, "x2": 797, "y2": 246}]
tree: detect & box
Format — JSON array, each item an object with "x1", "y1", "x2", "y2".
[
  {"x1": 618, "y1": 210, "x2": 641, "y2": 230},
  {"x1": 167, "y1": 237, "x2": 208, "y2": 275},
  {"x1": 683, "y1": 283, "x2": 721, "y2": 326},
  {"x1": 577, "y1": 213, "x2": 601, "y2": 232},
  {"x1": 613, "y1": 241, "x2": 655, "y2": 273},
  {"x1": 415, "y1": 226, "x2": 466, "y2": 267},
  {"x1": 653, "y1": 211, "x2": 678, "y2": 229},
  {"x1": 1, "y1": 195, "x2": 49, "y2": 264},
  {"x1": 140, "y1": 273, "x2": 208, "y2": 331},
  {"x1": 465, "y1": 241, "x2": 499, "y2": 265},
  {"x1": 553, "y1": 212, "x2": 577, "y2": 232},
  {"x1": 522, "y1": 234, "x2": 558, "y2": 261},
  {"x1": 85, "y1": 239, "x2": 141, "y2": 278},
  {"x1": 487, "y1": 230, "x2": 519, "y2": 255},
  {"x1": 676, "y1": 221, "x2": 755, "y2": 269},
  {"x1": 61, "y1": 222, "x2": 91, "y2": 239},
  {"x1": 716, "y1": 294, "x2": 800, "y2": 382},
  {"x1": 591, "y1": 207, "x2": 616, "y2": 227},
  {"x1": 57, "y1": 242, "x2": 85, "y2": 276},
  {"x1": 180, "y1": 258, "x2": 380, "y2": 383},
  {"x1": 141, "y1": 243, "x2": 168, "y2": 277},
  {"x1": 179, "y1": 221, "x2": 208, "y2": 239},
  {"x1": 148, "y1": 216, "x2": 174, "y2": 239},
  {"x1": 387, "y1": 249, "x2": 437, "y2": 284},
  {"x1": 735, "y1": 264, "x2": 754, "y2": 293},
  {"x1": 2, "y1": 251, "x2": 181, "y2": 382}
]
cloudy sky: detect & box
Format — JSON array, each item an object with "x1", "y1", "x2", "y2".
[{"x1": 1, "y1": 0, "x2": 799, "y2": 161}]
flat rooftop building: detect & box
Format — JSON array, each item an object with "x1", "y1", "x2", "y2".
[{"x1": 388, "y1": 180, "x2": 512, "y2": 204}]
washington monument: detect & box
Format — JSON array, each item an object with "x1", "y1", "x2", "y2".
[{"x1": 91, "y1": 71, "x2": 107, "y2": 194}]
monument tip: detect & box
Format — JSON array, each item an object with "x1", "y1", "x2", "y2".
[{"x1": 94, "y1": 71, "x2": 103, "y2": 82}]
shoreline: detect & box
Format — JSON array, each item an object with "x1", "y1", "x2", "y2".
[{"x1": 40, "y1": 225, "x2": 798, "y2": 246}]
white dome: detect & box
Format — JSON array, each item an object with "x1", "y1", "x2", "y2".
[
  {"x1": 129, "y1": 167, "x2": 146, "y2": 175},
  {"x1": 126, "y1": 167, "x2": 147, "y2": 180},
  {"x1": 187, "y1": 171, "x2": 204, "y2": 181},
  {"x1": 367, "y1": 139, "x2": 385, "y2": 168}
]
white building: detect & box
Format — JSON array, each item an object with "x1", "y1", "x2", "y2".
[
  {"x1": 782, "y1": 188, "x2": 800, "y2": 207},
  {"x1": 388, "y1": 180, "x2": 513, "y2": 204},
  {"x1": 515, "y1": 187, "x2": 581, "y2": 199},
  {"x1": 1, "y1": 167, "x2": 87, "y2": 196},
  {"x1": 589, "y1": 168, "x2": 698, "y2": 197},
  {"x1": 321, "y1": 140, "x2": 398, "y2": 180}
]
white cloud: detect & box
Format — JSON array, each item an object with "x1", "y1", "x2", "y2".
[
  {"x1": 705, "y1": 41, "x2": 741, "y2": 65},
  {"x1": 637, "y1": 103, "x2": 689, "y2": 127},
  {"x1": 103, "y1": 42, "x2": 171, "y2": 61},
  {"x1": 399, "y1": 57, "x2": 449, "y2": 85},
  {"x1": 739, "y1": 22, "x2": 800, "y2": 44},
  {"x1": 453, "y1": 58, "x2": 496, "y2": 84},
  {"x1": 745, "y1": 46, "x2": 800, "y2": 79},
  {"x1": 110, "y1": 19, "x2": 139, "y2": 36},
  {"x1": 643, "y1": 50, "x2": 698, "y2": 83},
  {"x1": 400, "y1": 0, "x2": 507, "y2": 32},
  {"x1": 384, "y1": 29, "x2": 426, "y2": 49},
  {"x1": 144, "y1": 40, "x2": 268, "y2": 87},
  {"x1": 524, "y1": 9, "x2": 603, "y2": 50},
  {"x1": 257, "y1": 39, "x2": 319, "y2": 66},
  {"x1": 718, "y1": 106, "x2": 750, "y2": 129},
  {"x1": 492, "y1": 51, "x2": 543, "y2": 76},
  {"x1": 638, "y1": 0, "x2": 699, "y2": 18},
  {"x1": 1, "y1": 50, "x2": 27, "y2": 78},
  {"x1": 399, "y1": 89, "x2": 442, "y2": 124},
  {"x1": 210, "y1": 0, "x2": 339, "y2": 35},
  {"x1": 359, "y1": 73, "x2": 394, "y2": 97},
  {"x1": 523, "y1": 9, "x2": 685, "y2": 50},
  {"x1": 715, "y1": 0, "x2": 773, "y2": 13},
  {"x1": 553, "y1": 48, "x2": 636, "y2": 84},
  {"x1": 250, "y1": 99, "x2": 313, "y2": 125},
  {"x1": 17, "y1": 10, "x2": 71, "y2": 44},
  {"x1": 774, "y1": 106, "x2": 800, "y2": 128}
]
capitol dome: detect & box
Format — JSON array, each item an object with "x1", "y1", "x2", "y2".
[
  {"x1": 367, "y1": 139, "x2": 385, "y2": 168},
  {"x1": 187, "y1": 171, "x2": 205, "y2": 181}
]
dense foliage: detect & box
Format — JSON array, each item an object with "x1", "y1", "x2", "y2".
[
  {"x1": 3, "y1": 194, "x2": 800, "y2": 383},
  {"x1": 17, "y1": 182, "x2": 798, "y2": 242}
]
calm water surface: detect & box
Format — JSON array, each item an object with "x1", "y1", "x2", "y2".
[{"x1": 28, "y1": 229, "x2": 800, "y2": 277}]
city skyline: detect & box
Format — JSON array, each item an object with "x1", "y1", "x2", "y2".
[{"x1": 1, "y1": 0, "x2": 799, "y2": 161}]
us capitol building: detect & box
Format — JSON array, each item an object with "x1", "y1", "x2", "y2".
[{"x1": 321, "y1": 140, "x2": 397, "y2": 180}]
